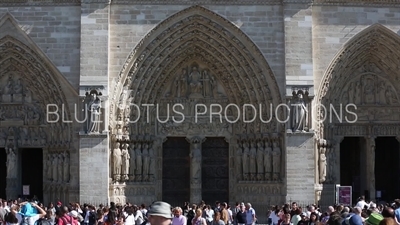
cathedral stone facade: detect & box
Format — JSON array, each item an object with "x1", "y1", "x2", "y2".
[{"x1": 0, "y1": 0, "x2": 400, "y2": 221}]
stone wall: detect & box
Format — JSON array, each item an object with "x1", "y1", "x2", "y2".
[
  {"x1": 312, "y1": 6, "x2": 400, "y2": 94},
  {"x1": 0, "y1": 6, "x2": 81, "y2": 88}
]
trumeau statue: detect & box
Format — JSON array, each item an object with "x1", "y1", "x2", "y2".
[
  {"x1": 190, "y1": 142, "x2": 202, "y2": 182},
  {"x1": 319, "y1": 139, "x2": 327, "y2": 183},
  {"x1": 6, "y1": 147, "x2": 17, "y2": 179}
]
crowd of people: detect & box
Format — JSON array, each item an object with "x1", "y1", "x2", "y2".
[
  {"x1": 0, "y1": 199, "x2": 258, "y2": 225},
  {"x1": 2, "y1": 196, "x2": 400, "y2": 225},
  {"x1": 269, "y1": 196, "x2": 400, "y2": 225}
]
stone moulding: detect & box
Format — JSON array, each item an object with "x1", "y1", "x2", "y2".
[{"x1": 0, "y1": 0, "x2": 397, "y2": 6}]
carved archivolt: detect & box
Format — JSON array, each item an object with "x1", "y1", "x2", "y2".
[
  {"x1": 0, "y1": 35, "x2": 73, "y2": 148},
  {"x1": 315, "y1": 24, "x2": 400, "y2": 140},
  {"x1": 110, "y1": 5, "x2": 283, "y2": 134}
]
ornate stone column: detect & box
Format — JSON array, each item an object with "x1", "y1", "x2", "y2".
[
  {"x1": 187, "y1": 136, "x2": 205, "y2": 204},
  {"x1": 365, "y1": 136, "x2": 376, "y2": 200},
  {"x1": 331, "y1": 136, "x2": 344, "y2": 184}
]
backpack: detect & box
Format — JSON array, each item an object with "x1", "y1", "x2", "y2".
[
  {"x1": 34, "y1": 218, "x2": 52, "y2": 225},
  {"x1": 88, "y1": 212, "x2": 96, "y2": 225}
]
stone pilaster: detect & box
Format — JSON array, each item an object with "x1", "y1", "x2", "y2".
[
  {"x1": 365, "y1": 136, "x2": 376, "y2": 200},
  {"x1": 286, "y1": 132, "x2": 315, "y2": 203},
  {"x1": 187, "y1": 136, "x2": 205, "y2": 204}
]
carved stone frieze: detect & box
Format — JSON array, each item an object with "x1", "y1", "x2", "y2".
[
  {"x1": 312, "y1": 0, "x2": 400, "y2": 6},
  {"x1": 235, "y1": 184, "x2": 284, "y2": 204},
  {"x1": 110, "y1": 5, "x2": 283, "y2": 135}
]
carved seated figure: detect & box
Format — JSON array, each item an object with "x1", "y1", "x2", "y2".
[
  {"x1": 2, "y1": 77, "x2": 13, "y2": 103},
  {"x1": 13, "y1": 78, "x2": 23, "y2": 102}
]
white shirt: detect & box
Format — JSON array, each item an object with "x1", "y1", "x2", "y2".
[
  {"x1": 246, "y1": 208, "x2": 256, "y2": 224},
  {"x1": 269, "y1": 212, "x2": 280, "y2": 225},
  {"x1": 125, "y1": 214, "x2": 135, "y2": 225},
  {"x1": 356, "y1": 200, "x2": 369, "y2": 209}
]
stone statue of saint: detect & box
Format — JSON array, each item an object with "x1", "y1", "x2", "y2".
[
  {"x1": 122, "y1": 126, "x2": 130, "y2": 141},
  {"x1": 52, "y1": 153, "x2": 58, "y2": 182},
  {"x1": 57, "y1": 154, "x2": 63, "y2": 182},
  {"x1": 348, "y1": 82, "x2": 355, "y2": 103},
  {"x1": 13, "y1": 78, "x2": 23, "y2": 94},
  {"x1": 6, "y1": 147, "x2": 17, "y2": 178},
  {"x1": 47, "y1": 154, "x2": 52, "y2": 181},
  {"x1": 142, "y1": 143, "x2": 150, "y2": 181},
  {"x1": 264, "y1": 140, "x2": 272, "y2": 180},
  {"x1": 242, "y1": 141, "x2": 250, "y2": 180},
  {"x1": 116, "y1": 124, "x2": 123, "y2": 140},
  {"x1": 292, "y1": 93, "x2": 307, "y2": 132},
  {"x1": 202, "y1": 70, "x2": 211, "y2": 97},
  {"x1": 188, "y1": 66, "x2": 203, "y2": 97},
  {"x1": 63, "y1": 152, "x2": 70, "y2": 183},
  {"x1": 249, "y1": 141, "x2": 257, "y2": 180},
  {"x1": 272, "y1": 139, "x2": 281, "y2": 180},
  {"x1": 210, "y1": 74, "x2": 219, "y2": 98},
  {"x1": 135, "y1": 143, "x2": 143, "y2": 181},
  {"x1": 235, "y1": 142, "x2": 243, "y2": 180},
  {"x1": 87, "y1": 93, "x2": 102, "y2": 134},
  {"x1": 121, "y1": 144, "x2": 130, "y2": 181},
  {"x1": 3, "y1": 77, "x2": 13, "y2": 95},
  {"x1": 113, "y1": 142, "x2": 122, "y2": 179},
  {"x1": 129, "y1": 143, "x2": 136, "y2": 181},
  {"x1": 256, "y1": 141, "x2": 264, "y2": 181},
  {"x1": 148, "y1": 143, "x2": 156, "y2": 181},
  {"x1": 354, "y1": 81, "x2": 361, "y2": 104},
  {"x1": 179, "y1": 69, "x2": 187, "y2": 98},
  {"x1": 319, "y1": 144, "x2": 327, "y2": 183},
  {"x1": 190, "y1": 142, "x2": 201, "y2": 181}
]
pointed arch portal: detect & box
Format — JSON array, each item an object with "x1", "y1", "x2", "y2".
[
  {"x1": 109, "y1": 6, "x2": 286, "y2": 209},
  {"x1": 0, "y1": 13, "x2": 76, "y2": 203},
  {"x1": 315, "y1": 24, "x2": 400, "y2": 204}
]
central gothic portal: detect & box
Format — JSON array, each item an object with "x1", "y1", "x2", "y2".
[{"x1": 108, "y1": 6, "x2": 285, "y2": 212}]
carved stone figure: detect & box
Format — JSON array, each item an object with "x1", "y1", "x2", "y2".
[
  {"x1": 202, "y1": 70, "x2": 211, "y2": 97},
  {"x1": 3, "y1": 77, "x2": 13, "y2": 102},
  {"x1": 291, "y1": 93, "x2": 307, "y2": 132},
  {"x1": 347, "y1": 82, "x2": 355, "y2": 103},
  {"x1": 256, "y1": 141, "x2": 264, "y2": 181},
  {"x1": 6, "y1": 147, "x2": 17, "y2": 178},
  {"x1": 264, "y1": 139, "x2": 272, "y2": 180},
  {"x1": 57, "y1": 154, "x2": 63, "y2": 182},
  {"x1": 39, "y1": 127, "x2": 47, "y2": 146},
  {"x1": 363, "y1": 77, "x2": 375, "y2": 104},
  {"x1": 179, "y1": 69, "x2": 187, "y2": 98},
  {"x1": 121, "y1": 144, "x2": 130, "y2": 181},
  {"x1": 24, "y1": 88, "x2": 32, "y2": 103},
  {"x1": 87, "y1": 93, "x2": 102, "y2": 134},
  {"x1": 142, "y1": 143, "x2": 150, "y2": 181},
  {"x1": 113, "y1": 142, "x2": 122, "y2": 180},
  {"x1": 385, "y1": 86, "x2": 399, "y2": 104},
  {"x1": 135, "y1": 143, "x2": 143, "y2": 181},
  {"x1": 188, "y1": 66, "x2": 203, "y2": 98},
  {"x1": 210, "y1": 74, "x2": 219, "y2": 98},
  {"x1": 235, "y1": 141, "x2": 243, "y2": 180},
  {"x1": 354, "y1": 81, "x2": 361, "y2": 104},
  {"x1": 249, "y1": 141, "x2": 257, "y2": 180},
  {"x1": 190, "y1": 142, "x2": 202, "y2": 182},
  {"x1": 242, "y1": 141, "x2": 250, "y2": 180},
  {"x1": 13, "y1": 78, "x2": 22, "y2": 94},
  {"x1": 47, "y1": 154, "x2": 52, "y2": 181},
  {"x1": 122, "y1": 126, "x2": 130, "y2": 141},
  {"x1": 319, "y1": 141, "x2": 327, "y2": 183},
  {"x1": 63, "y1": 152, "x2": 70, "y2": 183},
  {"x1": 116, "y1": 124, "x2": 123, "y2": 140},
  {"x1": 52, "y1": 154, "x2": 58, "y2": 182},
  {"x1": 129, "y1": 143, "x2": 136, "y2": 181},
  {"x1": 148, "y1": 143, "x2": 156, "y2": 181},
  {"x1": 378, "y1": 81, "x2": 387, "y2": 104},
  {"x1": 272, "y1": 139, "x2": 281, "y2": 180}
]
